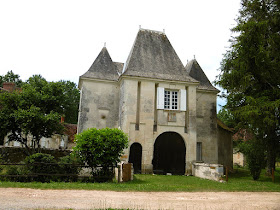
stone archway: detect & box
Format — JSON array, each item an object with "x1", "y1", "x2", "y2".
[
  {"x1": 152, "y1": 132, "x2": 186, "y2": 175},
  {"x1": 128, "y1": 142, "x2": 142, "y2": 174}
]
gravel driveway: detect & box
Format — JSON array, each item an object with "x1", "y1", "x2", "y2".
[{"x1": 0, "y1": 188, "x2": 279, "y2": 209}]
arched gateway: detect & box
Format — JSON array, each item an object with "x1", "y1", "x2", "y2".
[{"x1": 152, "y1": 132, "x2": 186, "y2": 175}]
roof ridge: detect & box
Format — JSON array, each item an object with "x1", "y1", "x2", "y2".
[{"x1": 139, "y1": 28, "x2": 165, "y2": 35}]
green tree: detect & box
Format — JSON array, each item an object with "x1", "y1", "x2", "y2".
[
  {"x1": 217, "y1": 107, "x2": 236, "y2": 128},
  {"x1": 73, "y1": 128, "x2": 128, "y2": 176},
  {"x1": 216, "y1": 0, "x2": 280, "y2": 174},
  {"x1": 0, "y1": 70, "x2": 23, "y2": 88},
  {"x1": 0, "y1": 74, "x2": 80, "y2": 148},
  {"x1": 0, "y1": 75, "x2": 64, "y2": 153},
  {"x1": 58, "y1": 80, "x2": 80, "y2": 124},
  {"x1": 24, "y1": 75, "x2": 80, "y2": 124}
]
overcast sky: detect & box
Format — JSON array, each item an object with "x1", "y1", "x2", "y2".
[{"x1": 0, "y1": 0, "x2": 241, "y2": 109}]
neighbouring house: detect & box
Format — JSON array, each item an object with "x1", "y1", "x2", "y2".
[
  {"x1": 3, "y1": 121, "x2": 77, "y2": 150},
  {"x1": 78, "y1": 28, "x2": 233, "y2": 175},
  {"x1": 232, "y1": 129, "x2": 253, "y2": 167}
]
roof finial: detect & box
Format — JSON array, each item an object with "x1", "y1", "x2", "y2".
[
  {"x1": 104, "y1": 42, "x2": 106, "y2": 48},
  {"x1": 163, "y1": 29, "x2": 165, "y2": 34},
  {"x1": 194, "y1": 55, "x2": 196, "y2": 59},
  {"x1": 139, "y1": 25, "x2": 141, "y2": 29}
]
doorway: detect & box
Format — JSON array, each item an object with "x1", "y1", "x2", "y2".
[{"x1": 153, "y1": 132, "x2": 186, "y2": 175}]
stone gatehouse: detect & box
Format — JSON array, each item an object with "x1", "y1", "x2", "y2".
[{"x1": 77, "y1": 28, "x2": 232, "y2": 174}]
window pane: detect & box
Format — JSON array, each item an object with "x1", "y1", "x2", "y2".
[{"x1": 164, "y1": 91, "x2": 170, "y2": 109}]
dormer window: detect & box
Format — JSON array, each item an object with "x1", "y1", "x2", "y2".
[{"x1": 164, "y1": 90, "x2": 178, "y2": 110}]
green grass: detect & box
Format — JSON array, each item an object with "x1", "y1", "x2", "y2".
[{"x1": 0, "y1": 167, "x2": 279, "y2": 192}]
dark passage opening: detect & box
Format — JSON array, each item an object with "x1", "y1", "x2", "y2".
[
  {"x1": 152, "y1": 132, "x2": 186, "y2": 175},
  {"x1": 128, "y1": 143, "x2": 142, "y2": 174}
]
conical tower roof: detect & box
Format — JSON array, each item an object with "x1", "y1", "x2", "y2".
[
  {"x1": 186, "y1": 59, "x2": 218, "y2": 91},
  {"x1": 80, "y1": 47, "x2": 120, "y2": 81},
  {"x1": 122, "y1": 29, "x2": 197, "y2": 83}
]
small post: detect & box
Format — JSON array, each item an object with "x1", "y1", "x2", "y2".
[
  {"x1": 272, "y1": 168, "x2": 275, "y2": 183},
  {"x1": 226, "y1": 166, "x2": 228, "y2": 182},
  {"x1": 117, "y1": 164, "x2": 121, "y2": 183}
]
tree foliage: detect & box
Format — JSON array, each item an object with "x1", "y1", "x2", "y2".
[
  {"x1": 217, "y1": 107, "x2": 236, "y2": 128},
  {"x1": 0, "y1": 70, "x2": 23, "y2": 88},
  {"x1": 57, "y1": 80, "x2": 80, "y2": 124},
  {"x1": 0, "y1": 73, "x2": 80, "y2": 149},
  {"x1": 216, "y1": 0, "x2": 280, "y2": 174},
  {"x1": 0, "y1": 80, "x2": 64, "y2": 153},
  {"x1": 238, "y1": 138, "x2": 266, "y2": 180},
  {"x1": 73, "y1": 128, "x2": 128, "y2": 175}
]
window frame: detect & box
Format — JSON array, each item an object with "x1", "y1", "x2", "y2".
[
  {"x1": 164, "y1": 90, "x2": 179, "y2": 110},
  {"x1": 196, "y1": 142, "x2": 202, "y2": 161}
]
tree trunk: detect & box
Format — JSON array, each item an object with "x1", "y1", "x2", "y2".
[{"x1": 266, "y1": 134, "x2": 277, "y2": 175}]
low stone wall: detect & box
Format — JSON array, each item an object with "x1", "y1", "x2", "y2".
[{"x1": 192, "y1": 163, "x2": 224, "y2": 181}]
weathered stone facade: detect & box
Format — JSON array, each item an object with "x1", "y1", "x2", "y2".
[{"x1": 78, "y1": 28, "x2": 232, "y2": 174}]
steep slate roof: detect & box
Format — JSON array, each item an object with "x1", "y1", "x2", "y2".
[
  {"x1": 186, "y1": 59, "x2": 218, "y2": 91},
  {"x1": 80, "y1": 47, "x2": 120, "y2": 81},
  {"x1": 122, "y1": 29, "x2": 198, "y2": 83}
]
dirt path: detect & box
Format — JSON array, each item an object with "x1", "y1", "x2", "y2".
[{"x1": 0, "y1": 188, "x2": 279, "y2": 210}]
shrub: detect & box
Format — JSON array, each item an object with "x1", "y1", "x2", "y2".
[
  {"x1": 24, "y1": 153, "x2": 59, "y2": 182},
  {"x1": 0, "y1": 162, "x2": 29, "y2": 182},
  {"x1": 58, "y1": 154, "x2": 81, "y2": 182},
  {"x1": 73, "y1": 128, "x2": 128, "y2": 180}
]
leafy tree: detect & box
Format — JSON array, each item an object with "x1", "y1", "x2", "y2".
[
  {"x1": 0, "y1": 70, "x2": 23, "y2": 88},
  {"x1": 23, "y1": 75, "x2": 80, "y2": 124},
  {"x1": 57, "y1": 80, "x2": 80, "y2": 124},
  {"x1": 216, "y1": 0, "x2": 280, "y2": 174},
  {"x1": 73, "y1": 128, "x2": 128, "y2": 176},
  {"x1": 217, "y1": 107, "x2": 236, "y2": 128},
  {"x1": 0, "y1": 75, "x2": 64, "y2": 153}
]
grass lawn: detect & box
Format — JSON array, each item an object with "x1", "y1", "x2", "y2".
[{"x1": 0, "y1": 167, "x2": 279, "y2": 192}]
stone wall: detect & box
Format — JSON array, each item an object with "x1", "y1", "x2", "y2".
[
  {"x1": 217, "y1": 124, "x2": 233, "y2": 169},
  {"x1": 196, "y1": 91, "x2": 218, "y2": 164},
  {"x1": 120, "y1": 78, "x2": 198, "y2": 173},
  {"x1": 78, "y1": 79, "x2": 119, "y2": 133},
  {"x1": 192, "y1": 162, "x2": 224, "y2": 181}
]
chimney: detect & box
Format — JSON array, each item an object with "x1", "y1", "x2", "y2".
[{"x1": 2, "y1": 82, "x2": 16, "y2": 92}]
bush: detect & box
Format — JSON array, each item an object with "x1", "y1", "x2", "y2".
[
  {"x1": 0, "y1": 162, "x2": 29, "y2": 182},
  {"x1": 58, "y1": 154, "x2": 81, "y2": 182},
  {"x1": 73, "y1": 128, "x2": 128, "y2": 180},
  {"x1": 25, "y1": 153, "x2": 59, "y2": 182}
]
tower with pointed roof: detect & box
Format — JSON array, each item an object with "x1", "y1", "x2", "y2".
[{"x1": 78, "y1": 29, "x2": 232, "y2": 175}]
